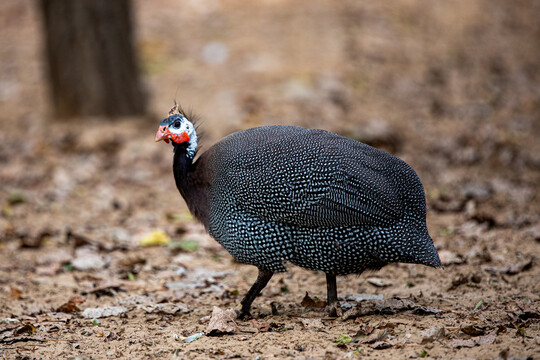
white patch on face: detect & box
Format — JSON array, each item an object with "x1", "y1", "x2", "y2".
[{"x1": 169, "y1": 117, "x2": 198, "y2": 158}]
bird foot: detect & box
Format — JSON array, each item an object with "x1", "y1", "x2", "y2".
[
  {"x1": 325, "y1": 302, "x2": 342, "y2": 318},
  {"x1": 234, "y1": 304, "x2": 252, "y2": 320}
]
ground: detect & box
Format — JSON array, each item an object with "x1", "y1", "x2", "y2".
[{"x1": 0, "y1": 0, "x2": 539, "y2": 359}]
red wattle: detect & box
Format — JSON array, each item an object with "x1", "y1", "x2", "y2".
[{"x1": 171, "y1": 132, "x2": 190, "y2": 144}]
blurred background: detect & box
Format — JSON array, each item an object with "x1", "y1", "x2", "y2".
[
  {"x1": 0, "y1": 0, "x2": 540, "y2": 351},
  {"x1": 1, "y1": 0, "x2": 538, "y2": 239}
]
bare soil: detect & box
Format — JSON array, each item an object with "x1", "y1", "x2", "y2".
[{"x1": 0, "y1": 0, "x2": 539, "y2": 359}]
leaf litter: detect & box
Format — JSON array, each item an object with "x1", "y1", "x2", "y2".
[
  {"x1": 0, "y1": 2, "x2": 539, "y2": 359},
  {"x1": 206, "y1": 306, "x2": 239, "y2": 334}
]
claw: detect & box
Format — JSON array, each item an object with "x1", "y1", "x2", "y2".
[
  {"x1": 235, "y1": 303, "x2": 251, "y2": 320},
  {"x1": 235, "y1": 309, "x2": 252, "y2": 320},
  {"x1": 325, "y1": 303, "x2": 342, "y2": 318}
]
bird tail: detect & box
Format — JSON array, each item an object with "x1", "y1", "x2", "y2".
[{"x1": 409, "y1": 231, "x2": 443, "y2": 269}]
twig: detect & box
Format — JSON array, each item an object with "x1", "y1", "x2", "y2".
[
  {"x1": 0, "y1": 337, "x2": 45, "y2": 345},
  {"x1": 43, "y1": 339, "x2": 71, "y2": 342}
]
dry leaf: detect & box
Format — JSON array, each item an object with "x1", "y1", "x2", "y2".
[
  {"x1": 206, "y1": 306, "x2": 238, "y2": 334},
  {"x1": 450, "y1": 333, "x2": 496, "y2": 348},
  {"x1": 300, "y1": 318, "x2": 324, "y2": 329},
  {"x1": 301, "y1": 292, "x2": 327, "y2": 309},
  {"x1": 361, "y1": 329, "x2": 387, "y2": 344},
  {"x1": 10, "y1": 288, "x2": 22, "y2": 299},
  {"x1": 354, "y1": 325, "x2": 375, "y2": 337},
  {"x1": 56, "y1": 296, "x2": 86, "y2": 313},
  {"x1": 461, "y1": 325, "x2": 486, "y2": 336},
  {"x1": 140, "y1": 303, "x2": 190, "y2": 315},
  {"x1": 35, "y1": 262, "x2": 62, "y2": 276},
  {"x1": 105, "y1": 331, "x2": 121, "y2": 341},
  {"x1": 343, "y1": 297, "x2": 443, "y2": 320},
  {"x1": 71, "y1": 249, "x2": 106, "y2": 271},
  {"x1": 346, "y1": 294, "x2": 383, "y2": 302},
  {"x1": 420, "y1": 327, "x2": 446, "y2": 343},
  {"x1": 370, "y1": 341, "x2": 393, "y2": 349},
  {"x1": 438, "y1": 250, "x2": 464, "y2": 266},
  {"x1": 482, "y1": 260, "x2": 533, "y2": 275},
  {"x1": 367, "y1": 277, "x2": 392, "y2": 287},
  {"x1": 251, "y1": 319, "x2": 272, "y2": 332},
  {"x1": 81, "y1": 306, "x2": 128, "y2": 319},
  {"x1": 83, "y1": 282, "x2": 124, "y2": 297},
  {"x1": 15, "y1": 324, "x2": 35, "y2": 335}
]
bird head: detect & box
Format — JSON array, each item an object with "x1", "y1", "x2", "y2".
[{"x1": 155, "y1": 104, "x2": 198, "y2": 157}]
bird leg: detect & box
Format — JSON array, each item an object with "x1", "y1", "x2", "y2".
[
  {"x1": 325, "y1": 273, "x2": 342, "y2": 317},
  {"x1": 236, "y1": 268, "x2": 273, "y2": 319}
]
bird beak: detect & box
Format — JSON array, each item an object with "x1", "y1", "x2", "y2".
[{"x1": 155, "y1": 126, "x2": 170, "y2": 143}]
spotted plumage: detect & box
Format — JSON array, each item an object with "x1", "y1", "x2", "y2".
[{"x1": 156, "y1": 107, "x2": 442, "y2": 318}]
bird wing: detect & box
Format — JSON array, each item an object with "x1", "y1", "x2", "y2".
[{"x1": 209, "y1": 126, "x2": 406, "y2": 228}]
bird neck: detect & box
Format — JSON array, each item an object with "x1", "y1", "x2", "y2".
[
  {"x1": 172, "y1": 144, "x2": 209, "y2": 226},
  {"x1": 172, "y1": 142, "x2": 194, "y2": 178}
]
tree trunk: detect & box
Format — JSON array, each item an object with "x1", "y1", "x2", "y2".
[{"x1": 40, "y1": 0, "x2": 146, "y2": 118}]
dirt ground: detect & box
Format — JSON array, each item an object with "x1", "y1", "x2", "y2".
[{"x1": 1, "y1": 0, "x2": 539, "y2": 359}]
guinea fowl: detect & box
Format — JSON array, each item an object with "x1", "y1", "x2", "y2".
[{"x1": 155, "y1": 104, "x2": 442, "y2": 318}]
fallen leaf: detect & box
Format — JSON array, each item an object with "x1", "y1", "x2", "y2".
[
  {"x1": 10, "y1": 287, "x2": 22, "y2": 299},
  {"x1": 83, "y1": 282, "x2": 124, "y2": 297},
  {"x1": 448, "y1": 274, "x2": 469, "y2": 290},
  {"x1": 379, "y1": 298, "x2": 443, "y2": 315},
  {"x1": 516, "y1": 309, "x2": 540, "y2": 320},
  {"x1": 378, "y1": 322, "x2": 397, "y2": 329},
  {"x1": 361, "y1": 329, "x2": 387, "y2": 344},
  {"x1": 81, "y1": 306, "x2": 128, "y2": 319},
  {"x1": 353, "y1": 324, "x2": 375, "y2": 338},
  {"x1": 15, "y1": 324, "x2": 35, "y2": 335},
  {"x1": 464, "y1": 245, "x2": 492, "y2": 265},
  {"x1": 138, "y1": 229, "x2": 171, "y2": 247},
  {"x1": 370, "y1": 341, "x2": 393, "y2": 349},
  {"x1": 20, "y1": 229, "x2": 53, "y2": 249},
  {"x1": 7, "y1": 191, "x2": 26, "y2": 205},
  {"x1": 420, "y1": 327, "x2": 446, "y2": 343},
  {"x1": 300, "y1": 318, "x2": 324, "y2": 330},
  {"x1": 165, "y1": 268, "x2": 232, "y2": 292},
  {"x1": 168, "y1": 238, "x2": 199, "y2": 252},
  {"x1": 301, "y1": 292, "x2": 327, "y2": 309},
  {"x1": 251, "y1": 319, "x2": 272, "y2": 332},
  {"x1": 71, "y1": 248, "x2": 106, "y2": 271},
  {"x1": 450, "y1": 333, "x2": 496, "y2": 348},
  {"x1": 461, "y1": 325, "x2": 486, "y2": 336},
  {"x1": 56, "y1": 296, "x2": 86, "y2": 313},
  {"x1": 482, "y1": 260, "x2": 533, "y2": 275},
  {"x1": 199, "y1": 315, "x2": 211, "y2": 324},
  {"x1": 343, "y1": 298, "x2": 443, "y2": 320},
  {"x1": 115, "y1": 294, "x2": 155, "y2": 307},
  {"x1": 367, "y1": 277, "x2": 392, "y2": 288},
  {"x1": 117, "y1": 255, "x2": 146, "y2": 273},
  {"x1": 206, "y1": 306, "x2": 238, "y2": 334},
  {"x1": 449, "y1": 338, "x2": 477, "y2": 348},
  {"x1": 346, "y1": 294, "x2": 384, "y2": 302},
  {"x1": 105, "y1": 331, "x2": 121, "y2": 341},
  {"x1": 438, "y1": 250, "x2": 464, "y2": 266},
  {"x1": 66, "y1": 229, "x2": 95, "y2": 248},
  {"x1": 335, "y1": 333, "x2": 352, "y2": 344},
  {"x1": 139, "y1": 303, "x2": 190, "y2": 315},
  {"x1": 35, "y1": 262, "x2": 62, "y2": 276}
]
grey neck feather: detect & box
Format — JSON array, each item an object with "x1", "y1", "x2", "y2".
[{"x1": 186, "y1": 131, "x2": 197, "y2": 159}]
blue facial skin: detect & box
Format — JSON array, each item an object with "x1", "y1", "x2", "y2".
[{"x1": 160, "y1": 114, "x2": 186, "y2": 127}]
